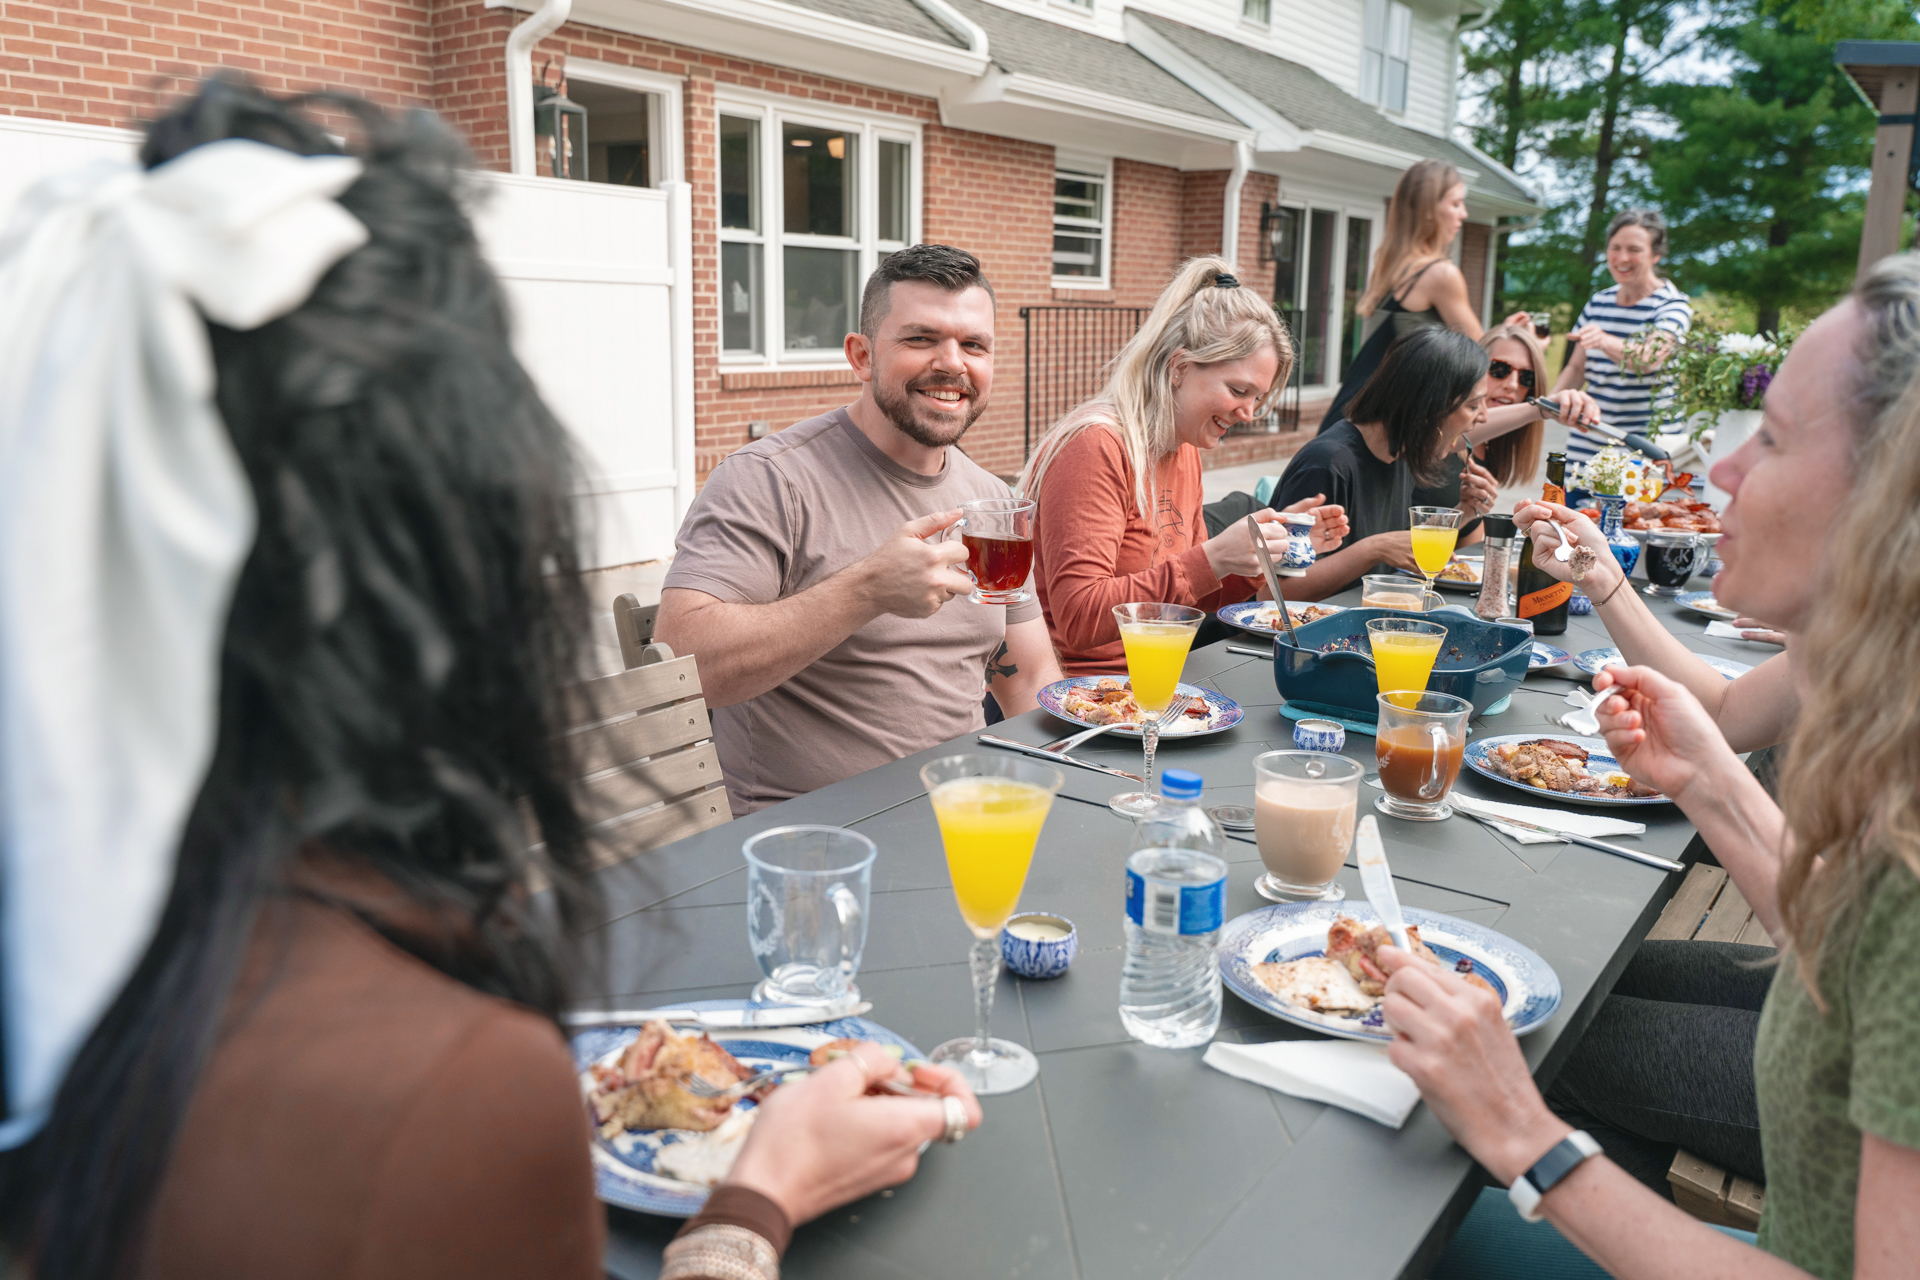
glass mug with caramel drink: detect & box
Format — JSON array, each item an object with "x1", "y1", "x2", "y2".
[
  {"x1": 947, "y1": 497, "x2": 1036, "y2": 605},
  {"x1": 1373, "y1": 691, "x2": 1472, "y2": 822},
  {"x1": 1252, "y1": 750, "x2": 1362, "y2": 902}
]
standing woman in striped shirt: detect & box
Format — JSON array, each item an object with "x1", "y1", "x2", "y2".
[{"x1": 1552, "y1": 208, "x2": 1693, "y2": 467}]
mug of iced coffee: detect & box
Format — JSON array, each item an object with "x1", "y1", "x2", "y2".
[
  {"x1": 1373, "y1": 691, "x2": 1471, "y2": 822},
  {"x1": 1251, "y1": 750, "x2": 1362, "y2": 902}
]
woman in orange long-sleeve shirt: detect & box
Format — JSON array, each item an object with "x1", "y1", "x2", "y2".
[{"x1": 1018, "y1": 257, "x2": 1347, "y2": 674}]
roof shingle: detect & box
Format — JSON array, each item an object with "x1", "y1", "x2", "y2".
[
  {"x1": 1133, "y1": 12, "x2": 1535, "y2": 205},
  {"x1": 951, "y1": 0, "x2": 1241, "y2": 125}
]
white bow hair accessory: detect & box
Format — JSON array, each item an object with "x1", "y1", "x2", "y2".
[{"x1": 0, "y1": 138, "x2": 368, "y2": 1145}]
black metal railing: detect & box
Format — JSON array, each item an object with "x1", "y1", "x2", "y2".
[
  {"x1": 1021, "y1": 304, "x2": 1302, "y2": 456},
  {"x1": 1020, "y1": 306, "x2": 1150, "y2": 459}
]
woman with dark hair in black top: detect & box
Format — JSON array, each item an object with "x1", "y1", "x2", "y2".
[{"x1": 1273, "y1": 327, "x2": 1494, "y2": 597}]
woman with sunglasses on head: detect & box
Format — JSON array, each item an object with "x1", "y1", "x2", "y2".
[{"x1": 1412, "y1": 322, "x2": 1601, "y2": 546}]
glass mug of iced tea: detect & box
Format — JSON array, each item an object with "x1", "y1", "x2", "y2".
[
  {"x1": 948, "y1": 497, "x2": 1036, "y2": 605},
  {"x1": 1374, "y1": 690, "x2": 1472, "y2": 822},
  {"x1": 1252, "y1": 750, "x2": 1362, "y2": 902}
]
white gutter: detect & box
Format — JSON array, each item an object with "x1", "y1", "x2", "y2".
[
  {"x1": 908, "y1": 0, "x2": 988, "y2": 58},
  {"x1": 1458, "y1": 0, "x2": 1502, "y2": 33},
  {"x1": 1222, "y1": 139, "x2": 1251, "y2": 270},
  {"x1": 506, "y1": 0, "x2": 573, "y2": 177}
]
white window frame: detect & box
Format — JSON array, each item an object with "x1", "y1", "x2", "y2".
[
  {"x1": 714, "y1": 90, "x2": 923, "y2": 367},
  {"x1": 1270, "y1": 195, "x2": 1376, "y2": 394},
  {"x1": 1360, "y1": 0, "x2": 1412, "y2": 114},
  {"x1": 1051, "y1": 153, "x2": 1112, "y2": 290},
  {"x1": 564, "y1": 59, "x2": 684, "y2": 186},
  {"x1": 1242, "y1": 0, "x2": 1272, "y2": 27}
]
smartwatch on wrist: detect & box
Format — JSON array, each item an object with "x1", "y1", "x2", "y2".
[{"x1": 1507, "y1": 1130, "x2": 1602, "y2": 1222}]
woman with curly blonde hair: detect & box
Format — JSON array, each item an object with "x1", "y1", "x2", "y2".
[
  {"x1": 1019, "y1": 257, "x2": 1347, "y2": 673},
  {"x1": 1376, "y1": 255, "x2": 1920, "y2": 1280}
]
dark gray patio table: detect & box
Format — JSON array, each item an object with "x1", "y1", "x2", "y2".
[{"x1": 592, "y1": 576, "x2": 1771, "y2": 1280}]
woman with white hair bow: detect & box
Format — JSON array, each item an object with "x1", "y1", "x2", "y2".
[{"x1": 0, "y1": 78, "x2": 976, "y2": 1280}]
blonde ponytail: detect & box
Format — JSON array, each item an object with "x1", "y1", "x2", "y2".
[{"x1": 1018, "y1": 257, "x2": 1293, "y2": 523}]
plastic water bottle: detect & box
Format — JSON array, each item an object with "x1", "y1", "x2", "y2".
[
  {"x1": 1120, "y1": 771, "x2": 1227, "y2": 1048},
  {"x1": 1129, "y1": 770, "x2": 1228, "y2": 858}
]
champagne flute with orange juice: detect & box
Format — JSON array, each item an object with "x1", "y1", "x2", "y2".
[
  {"x1": 1409, "y1": 506, "x2": 1463, "y2": 598},
  {"x1": 920, "y1": 754, "x2": 1064, "y2": 1094},
  {"x1": 1108, "y1": 603, "x2": 1206, "y2": 818},
  {"x1": 1366, "y1": 616, "x2": 1447, "y2": 695}
]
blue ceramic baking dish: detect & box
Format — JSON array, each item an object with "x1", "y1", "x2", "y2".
[{"x1": 1273, "y1": 605, "x2": 1532, "y2": 723}]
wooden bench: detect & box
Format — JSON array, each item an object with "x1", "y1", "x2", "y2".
[
  {"x1": 1646, "y1": 862, "x2": 1771, "y2": 1231},
  {"x1": 556, "y1": 594, "x2": 728, "y2": 873}
]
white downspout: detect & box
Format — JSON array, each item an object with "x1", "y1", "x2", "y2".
[
  {"x1": 1222, "y1": 140, "x2": 1251, "y2": 270},
  {"x1": 506, "y1": 0, "x2": 573, "y2": 177},
  {"x1": 908, "y1": 0, "x2": 989, "y2": 57}
]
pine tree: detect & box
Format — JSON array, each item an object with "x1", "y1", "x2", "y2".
[{"x1": 1643, "y1": 4, "x2": 1875, "y2": 330}]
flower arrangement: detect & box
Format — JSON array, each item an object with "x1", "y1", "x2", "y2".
[
  {"x1": 1634, "y1": 321, "x2": 1798, "y2": 439},
  {"x1": 1577, "y1": 446, "x2": 1643, "y2": 498}
]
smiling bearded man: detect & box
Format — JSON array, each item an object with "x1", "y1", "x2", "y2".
[{"x1": 656, "y1": 244, "x2": 1062, "y2": 814}]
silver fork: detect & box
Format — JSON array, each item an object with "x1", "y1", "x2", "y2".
[
  {"x1": 1040, "y1": 694, "x2": 1196, "y2": 752},
  {"x1": 688, "y1": 1065, "x2": 924, "y2": 1100}
]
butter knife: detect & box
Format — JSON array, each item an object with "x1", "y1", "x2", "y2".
[
  {"x1": 976, "y1": 734, "x2": 1144, "y2": 782},
  {"x1": 1455, "y1": 808, "x2": 1683, "y2": 872},
  {"x1": 562, "y1": 999, "x2": 871, "y2": 1030},
  {"x1": 1354, "y1": 815, "x2": 1410, "y2": 951},
  {"x1": 1246, "y1": 514, "x2": 1299, "y2": 646}
]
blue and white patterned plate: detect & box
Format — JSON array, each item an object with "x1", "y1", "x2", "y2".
[
  {"x1": 1529, "y1": 642, "x2": 1573, "y2": 670},
  {"x1": 1218, "y1": 900, "x2": 1561, "y2": 1042},
  {"x1": 1393, "y1": 557, "x2": 1483, "y2": 593},
  {"x1": 1463, "y1": 732, "x2": 1671, "y2": 807},
  {"x1": 1574, "y1": 646, "x2": 1750, "y2": 681},
  {"x1": 574, "y1": 1001, "x2": 922, "y2": 1217},
  {"x1": 1676, "y1": 591, "x2": 1736, "y2": 620},
  {"x1": 1036, "y1": 677, "x2": 1243, "y2": 739},
  {"x1": 1217, "y1": 600, "x2": 1347, "y2": 637}
]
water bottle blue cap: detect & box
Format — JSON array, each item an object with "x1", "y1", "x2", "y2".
[{"x1": 1160, "y1": 770, "x2": 1203, "y2": 800}]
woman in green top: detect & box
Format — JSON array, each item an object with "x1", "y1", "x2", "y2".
[{"x1": 1389, "y1": 254, "x2": 1920, "y2": 1280}]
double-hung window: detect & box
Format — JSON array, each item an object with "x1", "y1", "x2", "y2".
[
  {"x1": 717, "y1": 100, "x2": 918, "y2": 359},
  {"x1": 1052, "y1": 158, "x2": 1110, "y2": 287},
  {"x1": 1243, "y1": 0, "x2": 1271, "y2": 24},
  {"x1": 1360, "y1": 0, "x2": 1412, "y2": 114}
]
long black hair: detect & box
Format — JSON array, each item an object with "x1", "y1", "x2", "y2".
[
  {"x1": 4, "y1": 76, "x2": 603, "y2": 1277},
  {"x1": 1346, "y1": 326, "x2": 1490, "y2": 486}
]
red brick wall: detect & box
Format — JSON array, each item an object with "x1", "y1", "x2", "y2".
[
  {"x1": 0, "y1": 0, "x2": 435, "y2": 126},
  {"x1": 1461, "y1": 220, "x2": 1490, "y2": 323}
]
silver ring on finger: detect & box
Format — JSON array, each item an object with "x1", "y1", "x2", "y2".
[{"x1": 939, "y1": 1094, "x2": 968, "y2": 1144}]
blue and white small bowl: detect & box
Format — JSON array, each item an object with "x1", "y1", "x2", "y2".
[
  {"x1": 1568, "y1": 590, "x2": 1594, "y2": 616},
  {"x1": 1292, "y1": 717, "x2": 1346, "y2": 753},
  {"x1": 1002, "y1": 913, "x2": 1077, "y2": 980}
]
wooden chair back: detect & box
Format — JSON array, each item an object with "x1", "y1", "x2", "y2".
[
  {"x1": 614, "y1": 592, "x2": 669, "y2": 668},
  {"x1": 563, "y1": 597, "x2": 729, "y2": 869}
]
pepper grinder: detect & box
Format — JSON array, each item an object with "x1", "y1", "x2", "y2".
[{"x1": 1476, "y1": 513, "x2": 1517, "y2": 621}]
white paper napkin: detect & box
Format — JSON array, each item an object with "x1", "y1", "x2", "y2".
[
  {"x1": 1451, "y1": 792, "x2": 1647, "y2": 844},
  {"x1": 1704, "y1": 620, "x2": 1753, "y2": 640},
  {"x1": 1203, "y1": 1039, "x2": 1420, "y2": 1129}
]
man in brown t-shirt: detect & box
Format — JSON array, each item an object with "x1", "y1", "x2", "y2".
[{"x1": 659, "y1": 246, "x2": 1062, "y2": 813}]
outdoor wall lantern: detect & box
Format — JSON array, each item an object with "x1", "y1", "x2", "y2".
[
  {"x1": 1258, "y1": 202, "x2": 1296, "y2": 266},
  {"x1": 533, "y1": 81, "x2": 588, "y2": 181}
]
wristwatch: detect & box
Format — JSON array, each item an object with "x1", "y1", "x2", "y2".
[{"x1": 1507, "y1": 1130, "x2": 1603, "y2": 1222}]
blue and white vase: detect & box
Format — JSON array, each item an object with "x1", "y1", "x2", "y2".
[{"x1": 1595, "y1": 494, "x2": 1640, "y2": 577}]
